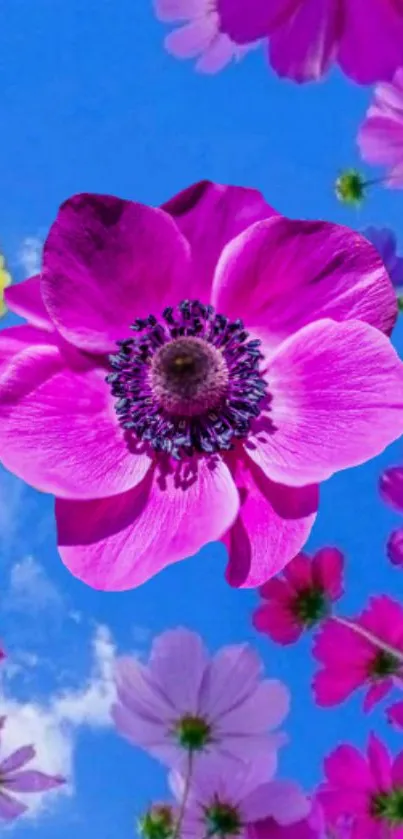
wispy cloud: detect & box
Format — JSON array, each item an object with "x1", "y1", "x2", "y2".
[
  {"x1": 18, "y1": 235, "x2": 43, "y2": 277},
  {"x1": 0, "y1": 624, "x2": 117, "y2": 821},
  {"x1": 6, "y1": 556, "x2": 64, "y2": 616}
]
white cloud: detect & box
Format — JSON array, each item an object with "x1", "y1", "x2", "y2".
[
  {"x1": 6, "y1": 556, "x2": 64, "y2": 616},
  {"x1": 18, "y1": 236, "x2": 43, "y2": 277},
  {"x1": 0, "y1": 624, "x2": 117, "y2": 821}
]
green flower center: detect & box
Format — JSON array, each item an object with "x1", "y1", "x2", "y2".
[
  {"x1": 372, "y1": 789, "x2": 403, "y2": 823},
  {"x1": 204, "y1": 802, "x2": 242, "y2": 837},
  {"x1": 138, "y1": 805, "x2": 175, "y2": 839},
  {"x1": 175, "y1": 714, "x2": 212, "y2": 751},
  {"x1": 335, "y1": 169, "x2": 366, "y2": 206},
  {"x1": 293, "y1": 587, "x2": 328, "y2": 626},
  {"x1": 370, "y1": 650, "x2": 400, "y2": 679}
]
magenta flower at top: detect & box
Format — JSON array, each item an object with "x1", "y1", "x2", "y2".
[
  {"x1": 112, "y1": 628, "x2": 289, "y2": 771},
  {"x1": 364, "y1": 228, "x2": 403, "y2": 291},
  {"x1": 155, "y1": 0, "x2": 403, "y2": 84},
  {"x1": 318, "y1": 734, "x2": 403, "y2": 839},
  {"x1": 0, "y1": 720, "x2": 64, "y2": 821},
  {"x1": 253, "y1": 548, "x2": 344, "y2": 645},
  {"x1": 358, "y1": 68, "x2": 403, "y2": 188},
  {"x1": 0, "y1": 181, "x2": 402, "y2": 592},
  {"x1": 313, "y1": 596, "x2": 403, "y2": 711},
  {"x1": 380, "y1": 466, "x2": 403, "y2": 566},
  {"x1": 170, "y1": 758, "x2": 310, "y2": 839}
]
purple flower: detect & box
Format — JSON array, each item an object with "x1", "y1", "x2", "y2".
[
  {"x1": 380, "y1": 466, "x2": 403, "y2": 567},
  {"x1": 112, "y1": 628, "x2": 289, "y2": 771},
  {"x1": 358, "y1": 68, "x2": 403, "y2": 188},
  {"x1": 170, "y1": 758, "x2": 310, "y2": 839},
  {"x1": 364, "y1": 227, "x2": 403, "y2": 290},
  {"x1": 0, "y1": 720, "x2": 64, "y2": 821}
]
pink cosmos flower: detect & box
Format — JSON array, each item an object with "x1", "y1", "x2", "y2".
[
  {"x1": 154, "y1": 0, "x2": 403, "y2": 84},
  {"x1": 364, "y1": 228, "x2": 403, "y2": 291},
  {"x1": 313, "y1": 596, "x2": 403, "y2": 711},
  {"x1": 380, "y1": 466, "x2": 403, "y2": 566},
  {"x1": 112, "y1": 628, "x2": 289, "y2": 771},
  {"x1": 247, "y1": 799, "x2": 338, "y2": 839},
  {"x1": 253, "y1": 548, "x2": 344, "y2": 645},
  {"x1": 358, "y1": 68, "x2": 403, "y2": 188},
  {"x1": 0, "y1": 181, "x2": 401, "y2": 592},
  {"x1": 170, "y1": 758, "x2": 310, "y2": 839},
  {"x1": 318, "y1": 734, "x2": 403, "y2": 839},
  {"x1": 0, "y1": 719, "x2": 64, "y2": 821}
]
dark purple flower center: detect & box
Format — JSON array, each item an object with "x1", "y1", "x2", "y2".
[
  {"x1": 204, "y1": 800, "x2": 242, "y2": 837},
  {"x1": 293, "y1": 587, "x2": 329, "y2": 626},
  {"x1": 371, "y1": 789, "x2": 403, "y2": 823},
  {"x1": 370, "y1": 650, "x2": 400, "y2": 679},
  {"x1": 107, "y1": 299, "x2": 268, "y2": 460}
]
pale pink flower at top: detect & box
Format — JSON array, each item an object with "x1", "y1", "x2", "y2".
[
  {"x1": 112, "y1": 627, "x2": 289, "y2": 771},
  {"x1": 0, "y1": 180, "x2": 402, "y2": 592},
  {"x1": 154, "y1": 0, "x2": 403, "y2": 84},
  {"x1": 170, "y1": 757, "x2": 310, "y2": 839},
  {"x1": 253, "y1": 548, "x2": 344, "y2": 645},
  {"x1": 318, "y1": 733, "x2": 403, "y2": 839},
  {"x1": 313, "y1": 596, "x2": 403, "y2": 711},
  {"x1": 358, "y1": 68, "x2": 403, "y2": 188},
  {"x1": 0, "y1": 718, "x2": 64, "y2": 821},
  {"x1": 380, "y1": 466, "x2": 403, "y2": 566}
]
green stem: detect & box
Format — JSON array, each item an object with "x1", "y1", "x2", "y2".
[
  {"x1": 333, "y1": 616, "x2": 403, "y2": 665},
  {"x1": 172, "y1": 751, "x2": 194, "y2": 839}
]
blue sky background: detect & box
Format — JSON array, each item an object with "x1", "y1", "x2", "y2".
[{"x1": 1, "y1": 1, "x2": 403, "y2": 836}]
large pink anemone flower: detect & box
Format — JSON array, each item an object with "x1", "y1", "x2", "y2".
[
  {"x1": 0, "y1": 181, "x2": 402, "y2": 592},
  {"x1": 155, "y1": 0, "x2": 403, "y2": 84}
]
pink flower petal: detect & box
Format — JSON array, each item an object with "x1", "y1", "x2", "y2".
[
  {"x1": 259, "y1": 577, "x2": 293, "y2": 604},
  {"x1": 252, "y1": 601, "x2": 302, "y2": 645},
  {"x1": 224, "y1": 453, "x2": 318, "y2": 588},
  {"x1": 200, "y1": 644, "x2": 262, "y2": 719},
  {"x1": 0, "y1": 346, "x2": 152, "y2": 499},
  {"x1": 195, "y1": 33, "x2": 238, "y2": 74},
  {"x1": 247, "y1": 319, "x2": 403, "y2": 487},
  {"x1": 218, "y1": 0, "x2": 301, "y2": 44},
  {"x1": 324, "y1": 744, "x2": 374, "y2": 792},
  {"x1": 246, "y1": 780, "x2": 310, "y2": 827},
  {"x1": 4, "y1": 276, "x2": 53, "y2": 331},
  {"x1": 110, "y1": 704, "x2": 171, "y2": 761},
  {"x1": 313, "y1": 619, "x2": 370, "y2": 665},
  {"x1": 311, "y1": 547, "x2": 344, "y2": 599},
  {"x1": 313, "y1": 666, "x2": 367, "y2": 707},
  {"x1": 282, "y1": 553, "x2": 314, "y2": 591},
  {"x1": 214, "y1": 678, "x2": 290, "y2": 734},
  {"x1": 0, "y1": 790, "x2": 27, "y2": 821},
  {"x1": 114, "y1": 658, "x2": 174, "y2": 720},
  {"x1": 41, "y1": 194, "x2": 191, "y2": 353},
  {"x1": 338, "y1": 0, "x2": 403, "y2": 85},
  {"x1": 212, "y1": 215, "x2": 396, "y2": 350},
  {"x1": 392, "y1": 750, "x2": 403, "y2": 786},
  {"x1": 4, "y1": 770, "x2": 64, "y2": 793},
  {"x1": 0, "y1": 745, "x2": 35, "y2": 775},
  {"x1": 387, "y1": 528, "x2": 403, "y2": 566},
  {"x1": 150, "y1": 629, "x2": 208, "y2": 714},
  {"x1": 387, "y1": 700, "x2": 403, "y2": 730},
  {"x1": 154, "y1": 0, "x2": 206, "y2": 22},
  {"x1": 161, "y1": 180, "x2": 276, "y2": 303},
  {"x1": 380, "y1": 466, "x2": 403, "y2": 513},
  {"x1": 363, "y1": 679, "x2": 393, "y2": 713},
  {"x1": 164, "y1": 17, "x2": 217, "y2": 58},
  {"x1": 269, "y1": 0, "x2": 342, "y2": 83},
  {"x1": 360, "y1": 595, "x2": 403, "y2": 647},
  {"x1": 367, "y1": 732, "x2": 392, "y2": 789},
  {"x1": 56, "y1": 456, "x2": 239, "y2": 590},
  {"x1": 317, "y1": 789, "x2": 370, "y2": 821},
  {"x1": 0, "y1": 324, "x2": 56, "y2": 375}
]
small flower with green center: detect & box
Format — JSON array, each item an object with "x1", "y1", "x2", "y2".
[
  {"x1": 253, "y1": 549, "x2": 344, "y2": 646},
  {"x1": 170, "y1": 760, "x2": 310, "y2": 839},
  {"x1": 335, "y1": 169, "x2": 367, "y2": 206},
  {"x1": 112, "y1": 628, "x2": 289, "y2": 772},
  {"x1": 318, "y1": 734, "x2": 403, "y2": 837},
  {"x1": 313, "y1": 595, "x2": 403, "y2": 711},
  {"x1": 138, "y1": 804, "x2": 176, "y2": 839}
]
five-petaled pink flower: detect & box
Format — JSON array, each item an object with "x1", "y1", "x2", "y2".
[
  {"x1": 0, "y1": 718, "x2": 64, "y2": 821},
  {"x1": 313, "y1": 596, "x2": 403, "y2": 711},
  {"x1": 0, "y1": 180, "x2": 402, "y2": 592},
  {"x1": 112, "y1": 627, "x2": 289, "y2": 771},
  {"x1": 253, "y1": 548, "x2": 344, "y2": 645},
  {"x1": 154, "y1": 0, "x2": 403, "y2": 84},
  {"x1": 170, "y1": 757, "x2": 310, "y2": 839},
  {"x1": 358, "y1": 68, "x2": 403, "y2": 188},
  {"x1": 318, "y1": 734, "x2": 403, "y2": 839},
  {"x1": 380, "y1": 466, "x2": 403, "y2": 566}
]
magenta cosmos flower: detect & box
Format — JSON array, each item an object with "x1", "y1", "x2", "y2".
[
  {"x1": 358, "y1": 68, "x2": 403, "y2": 188},
  {"x1": 112, "y1": 628, "x2": 289, "y2": 771},
  {"x1": 364, "y1": 228, "x2": 403, "y2": 291},
  {"x1": 0, "y1": 719, "x2": 64, "y2": 821},
  {"x1": 154, "y1": 0, "x2": 403, "y2": 83},
  {"x1": 170, "y1": 758, "x2": 310, "y2": 839},
  {"x1": 0, "y1": 181, "x2": 402, "y2": 592},
  {"x1": 253, "y1": 548, "x2": 344, "y2": 645},
  {"x1": 380, "y1": 466, "x2": 403, "y2": 566},
  {"x1": 318, "y1": 734, "x2": 403, "y2": 839},
  {"x1": 313, "y1": 596, "x2": 403, "y2": 711}
]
